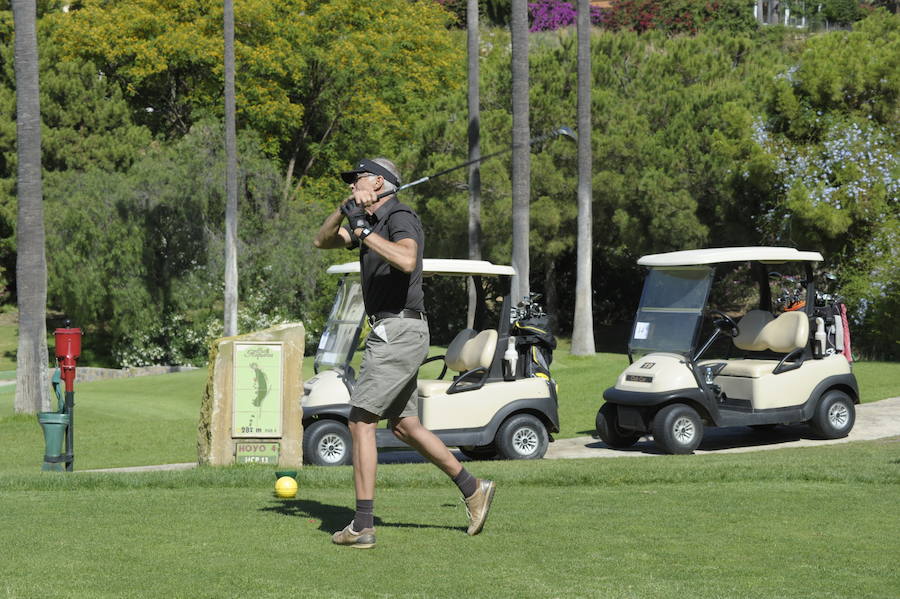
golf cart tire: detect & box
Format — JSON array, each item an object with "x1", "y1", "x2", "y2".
[
  {"x1": 595, "y1": 403, "x2": 642, "y2": 448},
  {"x1": 496, "y1": 414, "x2": 549, "y2": 460},
  {"x1": 810, "y1": 390, "x2": 855, "y2": 439},
  {"x1": 652, "y1": 403, "x2": 703, "y2": 455},
  {"x1": 458, "y1": 445, "x2": 498, "y2": 461},
  {"x1": 303, "y1": 420, "x2": 352, "y2": 466}
]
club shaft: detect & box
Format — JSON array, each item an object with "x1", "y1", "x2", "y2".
[{"x1": 376, "y1": 128, "x2": 569, "y2": 199}]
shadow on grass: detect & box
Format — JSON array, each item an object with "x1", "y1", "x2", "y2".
[{"x1": 261, "y1": 498, "x2": 463, "y2": 534}]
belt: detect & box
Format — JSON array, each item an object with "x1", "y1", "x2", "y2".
[{"x1": 368, "y1": 309, "x2": 427, "y2": 325}]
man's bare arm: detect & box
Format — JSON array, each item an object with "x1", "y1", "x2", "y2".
[
  {"x1": 359, "y1": 235, "x2": 417, "y2": 274},
  {"x1": 314, "y1": 206, "x2": 352, "y2": 249}
]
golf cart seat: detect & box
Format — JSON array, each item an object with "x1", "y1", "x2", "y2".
[
  {"x1": 719, "y1": 311, "x2": 809, "y2": 378},
  {"x1": 732, "y1": 310, "x2": 774, "y2": 351},
  {"x1": 418, "y1": 328, "x2": 498, "y2": 397}
]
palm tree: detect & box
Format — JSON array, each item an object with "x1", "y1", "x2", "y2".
[
  {"x1": 571, "y1": 0, "x2": 595, "y2": 355},
  {"x1": 12, "y1": 0, "x2": 49, "y2": 413},
  {"x1": 467, "y1": 0, "x2": 482, "y2": 328},
  {"x1": 224, "y1": 0, "x2": 238, "y2": 336},
  {"x1": 510, "y1": 0, "x2": 530, "y2": 302}
]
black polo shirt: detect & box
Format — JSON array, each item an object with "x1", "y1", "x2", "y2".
[{"x1": 346, "y1": 198, "x2": 425, "y2": 316}]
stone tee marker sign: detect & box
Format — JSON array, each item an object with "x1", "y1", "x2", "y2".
[{"x1": 197, "y1": 323, "x2": 305, "y2": 467}]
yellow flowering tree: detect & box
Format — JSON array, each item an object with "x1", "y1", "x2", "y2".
[{"x1": 51, "y1": 0, "x2": 462, "y2": 192}]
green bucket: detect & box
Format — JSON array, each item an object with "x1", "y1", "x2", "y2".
[{"x1": 38, "y1": 412, "x2": 70, "y2": 472}]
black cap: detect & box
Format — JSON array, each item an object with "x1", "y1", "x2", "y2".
[{"x1": 340, "y1": 158, "x2": 400, "y2": 188}]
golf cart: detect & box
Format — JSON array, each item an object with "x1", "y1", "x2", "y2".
[
  {"x1": 597, "y1": 247, "x2": 859, "y2": 455},
  {"x1": 301, "y1": 259, "x2": 559, "y2": 466}
]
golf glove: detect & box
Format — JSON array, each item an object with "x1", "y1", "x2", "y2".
[{"x1": 341, "y1": 199, "x2": 368, "y2": 232}]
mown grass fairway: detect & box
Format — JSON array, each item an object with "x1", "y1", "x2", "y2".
[
  {"x1": 0, "y1": 370, "x2": 210, "y2": 473},
  {"x1": 0, "y1": 309, "x2": 18, "y2": 373},
  {"x1": 1, "y1": 352, "x2": 899, "y2": 472},
  {"x1": 0, "y1": 355, "x2": 898, "y2": 597},
  {"x1": 0, "y1": 441, "x2": 898, "y2": 598}
]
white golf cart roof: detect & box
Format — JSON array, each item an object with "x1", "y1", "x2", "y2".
[
  {"x1": 638, "y1": 246, "x2": 824, "y2": 267},
  {"x1": 326, "y1": 258, "x2": 516, "y2": 276}
]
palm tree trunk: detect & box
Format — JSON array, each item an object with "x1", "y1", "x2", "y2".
[
  {"x1": 224, "y1": 0, "x2": 239, "y2": 337},
  {"x1": 12, "y1": 0, "x2": 49, "y2": 413},
  {"x1": 768, "y1": 0, "x2": 780, "y2": 25},
  {"x1": 510, "y1": 0, "x2": 530, "y2": 301},
  {"x1": 466, "y1": 0, "x2": 482, "y2": 329},
  {"x1": 571, "y1": 0, "x2": 595, "y2": 355}
]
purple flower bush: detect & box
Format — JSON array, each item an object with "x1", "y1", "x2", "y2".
[{"x1": 528, "y1": 0, "x2": 605, "y2": 32}]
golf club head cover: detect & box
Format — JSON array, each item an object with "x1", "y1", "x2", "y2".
[{"x1": 340, "y1": 199, "x2": 368, "y2": 232}]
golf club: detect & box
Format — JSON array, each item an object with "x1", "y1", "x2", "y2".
[{"x1": 375, "y1": 126, "x2": 576, "y2": 199}]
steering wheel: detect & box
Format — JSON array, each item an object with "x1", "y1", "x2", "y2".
[{"x1": 707, "y1": 310, "x2": 740, "y2": 338}]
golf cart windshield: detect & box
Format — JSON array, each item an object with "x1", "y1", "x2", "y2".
[
  {"x1": 630, "y1": 267, "x2": 713, "y2": 356},
  {"x1": 314, "y1": 277, "x2": 365, "y2": 373}
]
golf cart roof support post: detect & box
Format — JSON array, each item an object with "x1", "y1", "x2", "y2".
[
  {"x1": 488, "y1": 292, "x2": 514, "y2": 381},
  {"x1": 753, "y1": 262, "x2": 772, "y2": 312},
  {"x1": 471, "y1": 275, "x2": 488, "y2": 331},
  {"x1": 804, "y1": 262, "x2": 816, "y2": 316}
]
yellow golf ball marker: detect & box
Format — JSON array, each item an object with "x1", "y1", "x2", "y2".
[{"x1": 274, "y1": 476, "x2": 298, "y2": 498}]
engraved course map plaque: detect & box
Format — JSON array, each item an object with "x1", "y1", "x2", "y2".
[{"x1": 232, "y1": 342, "x2": 283, "y2": 438}]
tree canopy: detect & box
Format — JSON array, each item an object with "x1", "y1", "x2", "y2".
[{"x1": 0, "y1": 3, "x2": 897, "y2": 362}]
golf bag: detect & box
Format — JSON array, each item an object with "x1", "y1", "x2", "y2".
[
  {"x1": 822, "y1": 302, "x2": 853, "y2": 363},
  {"x1": 513, "y1": 315, "x2": 557, "y2": 379},
  {"x1": 814, "y1": 293, "x2": 853, "y2": 363}
]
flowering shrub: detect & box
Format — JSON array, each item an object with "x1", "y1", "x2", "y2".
[
  {"x1": 753, "y1": 115, "x2": 899, "y2": 358},
  {"x1": 112, "y1": 285, "x2": 291, "y2": 368},
  {"x1": 434, "y1": 0, "x2": 516, "y2": 27},
  {"x1": 113, "y1": 313, "x2": 209, "y2": 368},
  {"x1": 436, "y1": 0, "x2": 604, "y2": 30},
  {"x1": 602, "y1": 0, "x2": 756, "y2": 35},
  {"x1": 528, "y1": 1, "x2": 605, "y2": 31}
]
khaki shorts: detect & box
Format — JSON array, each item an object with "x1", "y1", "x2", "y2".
[{"x1": 351, "y1": 317, "x2": 429, "y2": 419}]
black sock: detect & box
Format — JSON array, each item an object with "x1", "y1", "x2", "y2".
[
  {"x1": 452, "y1": 468, "x2": 478, "y2": 498},
  {"x1": 353, "y1": 499, "x2": 374, "y2": 531}
]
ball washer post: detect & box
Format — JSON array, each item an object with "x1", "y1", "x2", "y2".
[
  {"x1": 373, "y1": 126, "x2": 577, "y2": 200},
  {"x1": 53, "y1": 323, "x2": 81, "y2": 472}
]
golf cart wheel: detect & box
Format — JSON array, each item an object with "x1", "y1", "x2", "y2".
[
  {"x1": 595, "y1": 403, "x2": 642, "y2": 449},
  {"x1": 810, "y1": 390, "x2": 855, "y2": 439},
  {"x1": 652, "y1": 404, "x2": 703, "y2": 455},
  {"x1": 496, "y1": 414, "x2": 549, "y2": 460},
  {"x1": 458, "y1": 445, "x2": 497, "y2": 461},
  {"x1": 303, "y1": 420, "x2": 352, "y2": 466}
]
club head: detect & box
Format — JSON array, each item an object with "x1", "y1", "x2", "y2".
[{"x1": 556, "y1": 126, "x2": 577, "y2": 141}]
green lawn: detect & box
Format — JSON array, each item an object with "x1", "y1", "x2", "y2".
[
  {"x1": 0, "y1": 316, "x2": 17, "y2": 372},
  {"x1": 1, "y1": 349, "x2": 898, "y2": 597},
  {"x1": 1, "y1": 350, "x2": 898, "y2": 473},
  {"x1": 0, "y1": 441, "x2": 897, "y2": 598}
]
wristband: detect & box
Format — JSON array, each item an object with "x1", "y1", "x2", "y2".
[{"x1": 356, "y1": 227, "x2": 372, "y2": 240}]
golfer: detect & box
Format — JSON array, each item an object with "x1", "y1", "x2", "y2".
[{"x1": 313, "y1": 157, "x2": 496, "y2": 549}]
